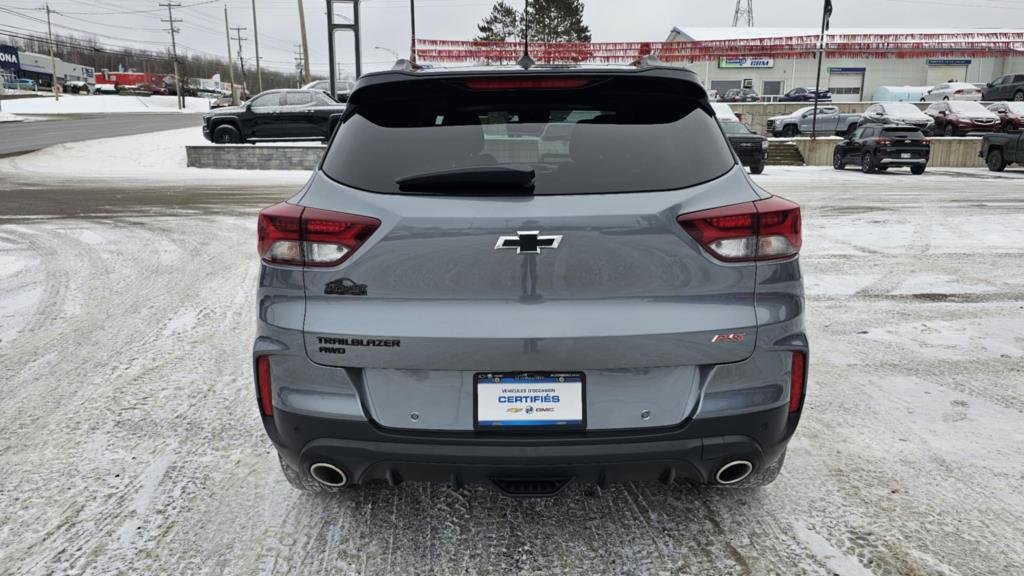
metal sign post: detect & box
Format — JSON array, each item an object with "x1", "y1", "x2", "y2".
[{"x1": 327, "y1": 0, "x2": 361, "y2": 99}]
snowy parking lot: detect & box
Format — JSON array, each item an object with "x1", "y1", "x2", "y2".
[{"x1": 0, "y1": 131, "x2": 1023, "y2": 575}]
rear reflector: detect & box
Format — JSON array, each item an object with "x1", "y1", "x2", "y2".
[
  {"x1": 789, "y1": 351, "x2": 806, "y2": 413},
  {"x1": 463, "y1": 77, "x2": 592, "y2": 91},
  {"x1": 256, "y1": 356, "x2": 273, "y2": 417},
  {"x1": 677, "y1": 196, "x2": 801, "y2": 262},
  {"x1": 257, "y1": 202, "x2": 380, "y2": 267}
]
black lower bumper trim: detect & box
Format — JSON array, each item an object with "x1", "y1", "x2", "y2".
[{"x1": 265, "y1": 404, "x2": 799, "y2": 488}]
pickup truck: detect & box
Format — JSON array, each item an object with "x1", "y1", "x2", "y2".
[
  {"x1": 980, "y1": 131, "x2": 1023, "y2": 171},
  {"x1": 767, "y1": 105, "x2": 862, "y2": 138}
]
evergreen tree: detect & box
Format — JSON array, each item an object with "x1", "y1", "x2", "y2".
[{"x1": 475, "y1": 0, "x2": 590, "y2": 43}]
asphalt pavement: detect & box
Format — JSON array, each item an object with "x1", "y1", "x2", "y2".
[
  {"x1": 0, "y1": 113, "x2": 203, "y2": 156},
  {"x1": 0, "y1": 166, "x2": 1022, "y2": 575}
]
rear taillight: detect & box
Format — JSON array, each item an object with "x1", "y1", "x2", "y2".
[
  {"x1": 256, "y1": 356, "x2": 273, "y2": 417},
  {"x1": 922, "y1": 138, "x2": 930, "y2": 145},
  {"x1": 677, "y1": 196, "x2": 802, "y2": 262},
  {"x1": 789, "y1": 351, "x2": 806, "y2": 413},
  {"x1": 257, "y1": 202, "x2": 380, "y2": 267},
  {"x1": 876, "y1": 137, "x2": 892, "y2": 145},
  {"x1": 954, "y1": 89, "x2": 964, "y2": 95}
]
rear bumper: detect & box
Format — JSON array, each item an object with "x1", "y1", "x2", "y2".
[
  {"x1": 264, "y1": 403, "x2": 800, "y2": 490},
  {"x1": 879, "y1": 158, "x2": 927, "y2": 165}
]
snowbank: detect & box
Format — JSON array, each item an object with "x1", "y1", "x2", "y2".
[
  {"x1": 0, "y1": 127, "x2": 309, "y2": 185},
  {"x1": 1, "y1": 94, "x2": 209, "y2": 115},
  {"x1": 0, "y1": 112, "x2": 24, "y2": 123}
]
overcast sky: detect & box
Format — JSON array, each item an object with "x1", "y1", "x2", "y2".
[{"x1": 2, "y1": 0, "x2": 1022, "y2": 79}]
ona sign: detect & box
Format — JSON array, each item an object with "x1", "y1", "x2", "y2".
[{"x1": 0, "y1": 45, "x2": 21, "y2": 73}]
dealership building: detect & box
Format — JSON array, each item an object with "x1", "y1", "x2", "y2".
[
  {"x1": 664, "y1": 27, "x2": 1024, "y2": 101},
  {"x1": 0, "y1": 44, "x2": 95, "y2": 88}
]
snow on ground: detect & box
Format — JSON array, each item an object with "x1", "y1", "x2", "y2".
[
  {"x1": 0, "y1": 127, "x2": 310, "y2": 185},
  {"x1": 0, "y1": 156, "x2": 1023, "y2": 575},
  {"x1": 1, "y1": 94, "x2": 210, "y2": 114},
  {"x1": 0, "y1": 112, "x2": 24, "y2": 123}
]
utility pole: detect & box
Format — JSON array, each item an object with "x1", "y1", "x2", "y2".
[
  {"x1": 297, "y1": 0, "x2": 310, "y2": 84},
  {"x1": 45, "y1": 4, "x2": 59, "y2": 101},
  {"x1": 409, "y1": 0, "x2": 416, "y2": 63},
  {"x1": 231, "y1": 26, "x2": 247, "y2": 94},
  {"x1": 224, "y1": 4, "x2": 238, "y2": 105},
  {"x1": 160, "y1": 2, "x2": 184, "y2": 110},
  {"x1": 250, "y1": 0, "x2": 262, "y2": 92},
  {"x1": 294, "y1": 44, "x2": 305, "y2": 88}
]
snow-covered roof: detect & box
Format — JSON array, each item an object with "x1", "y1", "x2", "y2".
[{"x1": 667, "y1": 27, "x2": 1024, "y2": 42}]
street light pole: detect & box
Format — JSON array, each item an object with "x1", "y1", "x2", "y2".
[
  {"x1": 374, "y1": 46, "x2": 399, "y2": 61},
  {"x1": 811, "y1": 0, "x2": 832, "y2": 141}
]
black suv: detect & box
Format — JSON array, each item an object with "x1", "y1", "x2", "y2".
[
  {"x1": 202, "y1": 89, "x2": 346, "y2": 144},
  {"x1": 833, "y1": 124, "x2": 930, "y2": 174},
  {"x1": 719, "y1": 120, "x2": 767, "y2": 174},
  {"x1": 982, "y1": 74, "x2": 1024, "y2": 102}
]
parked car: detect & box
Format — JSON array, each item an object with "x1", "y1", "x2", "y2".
[
  {"x1": 209, "y1": 95, "x2": 238, "y2": 109},
  {"x1": 202, "y1": 89, "x2": 345, "y2": 144},
  {"x1": 982, "y1": 74, "x2": 1024, "y2": 102},
  {"x1": 833, "y1": 124, "x2": 930, "y2": 174},
  {"x1": 980, "y1": 131, "x2": 1024, "y2": 171},
  {"x1": 711, "y1": 102, "x2": 740, "y2": 123},
  {"x1": 720, "y1": 119, "x2": 768, "y2": 174},
  {"x1": 3, "y1": 78, "x2": 37, "y2": 91},
  {"x1": 256, "y1": 64, "x2": 807, "y2": 496},
  {"x1": 767, "y1": 105, "x2": 861, "y2": 137},
  {"x1": 721, "y1": 88, "x2": 760, "y2": 102},
  {"x1": 778, "y1": 87, "x2": 832, "y2": 102},
  {"x1": 62, "y1": 80, "x2": 92, "y2": 95},
  {"x1": 924, "y1": 101, "x2": 1001, "y2": 136},
  {"x1": 302, "y1": 79, "x2": 352, "y2": 103},
  {"x1": 921, "y1": 82, "x2": 982, "y2": 102},
  {"x1": 860, "y1": 102, "x2": 934, "y2": 133},
  {"x1": 871, "y1": 86, "x2": 933, "y2": 103},
  {"x1": 987, "y1": 102, "x2": 1024, "y2": 132}
]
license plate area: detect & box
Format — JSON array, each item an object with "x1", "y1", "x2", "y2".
[
  {"x1": 475, "y1": 372, "x2": 585, "y2": 431},
  {"x1": 901, "y1": 153, "x2": 912, "y2": 159}
]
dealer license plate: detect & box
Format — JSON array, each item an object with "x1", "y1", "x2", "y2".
[{"x1": 475, "y1": 372, "x2": 585, "y2": 430}]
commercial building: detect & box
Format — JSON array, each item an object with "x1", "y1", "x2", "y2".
[
  {"x1": 0, "y1": 44, "x2": 94, "y2": 88},
  {"x1": 664, "y1": 27, "x2": 1024, "y2": 101}
]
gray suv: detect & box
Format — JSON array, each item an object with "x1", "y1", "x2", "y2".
[{"x1": 254, "y1": 63, "x2": 808, "y2": 497}]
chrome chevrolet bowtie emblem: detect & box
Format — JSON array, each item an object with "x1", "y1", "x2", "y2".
[{"x1": 494, "y1": 231, "x2": 562, "y2": 254}]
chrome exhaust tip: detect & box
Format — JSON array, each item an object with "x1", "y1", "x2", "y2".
[
  {"x1": 715, "y1": 460, "x2": 753, "y2": 485},
  {"x1": 309, "y1": 462, "x2": 348, "y2": 487}
]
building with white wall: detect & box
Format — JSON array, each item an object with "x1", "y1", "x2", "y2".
[{"x1": 665, "y1": 27, "x2": 1024, "y2": 101}]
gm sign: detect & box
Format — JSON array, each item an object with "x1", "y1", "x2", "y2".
[{"x1": 0, "y1": 44, "x2": 20, "y2": 74}]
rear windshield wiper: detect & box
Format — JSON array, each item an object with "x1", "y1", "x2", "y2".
[{"x1": 396, "y1": 166, "x2": 535, "y2": 193}]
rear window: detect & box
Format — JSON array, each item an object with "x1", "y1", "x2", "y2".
[
  {"x1": 881, "y1": 128, "x2": 924, "y2": 139},
  {"x1": 321, "y1": 76, "x2": 735, "y2": 195}
]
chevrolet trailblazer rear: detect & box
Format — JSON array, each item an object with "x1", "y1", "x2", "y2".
[{"x1": 253, "y1": 62, "x2": 808, "y2": 497}]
